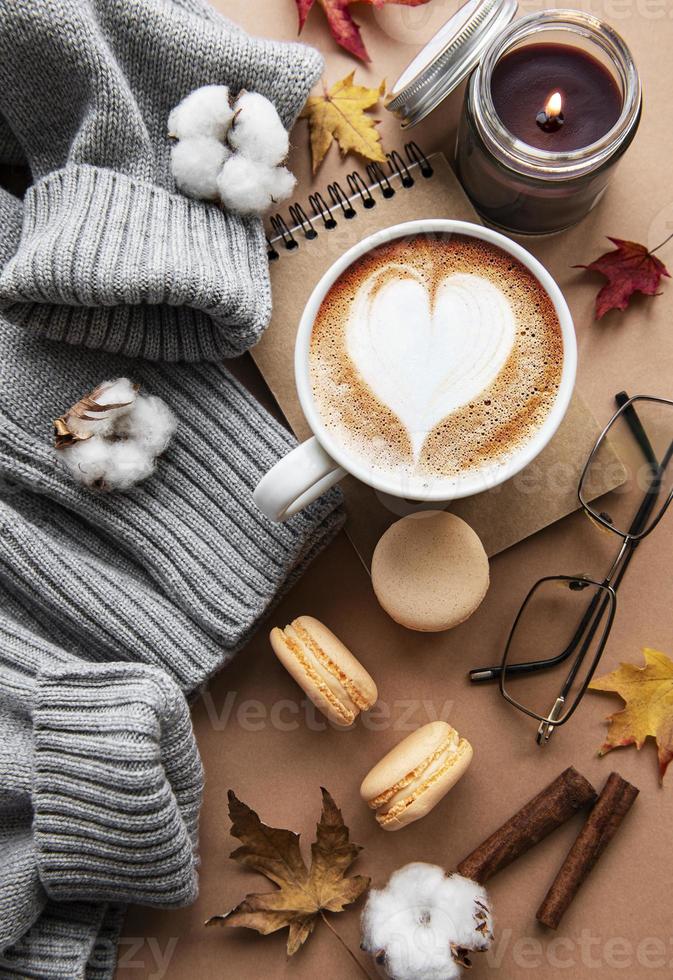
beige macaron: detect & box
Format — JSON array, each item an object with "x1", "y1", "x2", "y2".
[
  {"x1": 360, "y1": 721, "x2": 473, "y2": 830},
  {"x1": 371, "y1": 510, "x2": 489, "y2": 631},
  {"x1": 270, "y1": 616, "x2": 378, "y2": 727}
]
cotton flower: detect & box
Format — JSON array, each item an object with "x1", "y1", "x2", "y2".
[
  {"x1": 228, "y1": 91, "x2": 289, "y2": 166},
  {"x1": 167, "y1": 84, "x2": 234, "y2": 141},
  {"x1": 54, "y1": 379, "x2": 177, "y2": 492},
  {"x1": 216, "y1": 155, "x2": 296, "y2": 215},
  {"x1": 168, "y1": 85, "x2": 295, "y2": 216},
  {"x1": 171, "y1": 137, "x2": 230, "y2": 200},
  {"x1": 361, "y1": 864, "x2": 494, "y2": 980}
]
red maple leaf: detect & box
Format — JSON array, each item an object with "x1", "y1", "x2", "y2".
[
  {"x1": 296, "y1": 0, "x2": 431, "y2": 63},
  {"x1": 576, "y1": 236, "x2": 671, "y2": 320}
]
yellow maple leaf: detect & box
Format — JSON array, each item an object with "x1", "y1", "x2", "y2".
[
  {"x1": 300, "y1": 71, "x2": 386, "y2": 174},
  {"x1": 589, "y1": 647, "x2": 673, "y2": 782},
  {"x1": 205, "y1": 788, "x2": 369, "y2": 956}
]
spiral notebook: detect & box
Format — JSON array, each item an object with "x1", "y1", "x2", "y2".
[{"x1": 252, "y1": 144, "x2": 624, "y2": 566}]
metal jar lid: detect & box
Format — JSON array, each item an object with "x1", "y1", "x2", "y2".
[{"x1": 386, "y1": 0, "x2": 518, "y2": 128}]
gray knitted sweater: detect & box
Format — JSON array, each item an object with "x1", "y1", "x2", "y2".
[{"x1": 0, "y1": 2, "x2": 342, "y2": 977}]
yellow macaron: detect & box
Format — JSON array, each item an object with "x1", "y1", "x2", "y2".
[
  {"x1": 270, "y1": 616, "x2": 378, "y2": 727},
  {"x1": 360, "y1": 721, "x2": 473, "y2": 830}
]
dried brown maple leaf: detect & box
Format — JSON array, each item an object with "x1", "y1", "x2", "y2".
[
  {"x1": 589, "y1": 647, "x2": 673, "y2": 783},
  {"x1": 300, "y1": 71, "x2": 386, "y2": 174},
  {"x1": 296, "y1": 0, "x2": 432, "y2": 63},
  {"x1": 575, "y1": 234, "x2": 671, "y2": 319},
  {"x1": 205, "y1": 788, "x2": 370, "y2": 957}
]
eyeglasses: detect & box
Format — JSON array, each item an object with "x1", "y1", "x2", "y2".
[{"x1": 470, "y1": 393, "x2": 673, "y2": 744}]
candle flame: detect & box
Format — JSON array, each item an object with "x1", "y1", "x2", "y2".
[{"x1": 545, "y1": 91, "x2": 563, "y2": 118}]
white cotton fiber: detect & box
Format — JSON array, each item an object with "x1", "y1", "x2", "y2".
[
  {"x1": 171, "y1": 136, "x2": 229, "y2": 200},
  {"x1": 228, "y1": 91, "x2": 289, "y2": 166},
  {"x1": 58, "y1": 380, "x2": 177, "y2": 492},
  {"x1": 361, "y1": 863, "x2": 493, "y2": 980},
  {"x1": 115, "y1": 393, "x2": 178, "y2": 455},
  {"x1": 167, "y1": 84, "x2": 234, "y2": 141},
  {"x1": 216, "y1": 155, "x2": 296, "y2": 215}
]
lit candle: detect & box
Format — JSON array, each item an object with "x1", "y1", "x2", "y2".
[
  {"x1": 490, "y1": 42, "x2": 623, "y2": 152},
  {"x1": 536, "y1": 92, "x2": 564, "y2": 134},
  {"x1": 455, "y1": 11, "x2": 641, "y2": 234}
]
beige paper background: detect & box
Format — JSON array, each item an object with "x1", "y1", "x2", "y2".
[{"x1": 119, "y1": 2, "x2": 673, "y2": 978}]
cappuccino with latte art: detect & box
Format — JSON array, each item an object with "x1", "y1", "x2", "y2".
[{"x1": 309, "y1": 233, "x2": 564, "y2": 494}]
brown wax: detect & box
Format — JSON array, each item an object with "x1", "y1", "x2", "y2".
[{"x1": 491, "y1": 43, "x2": 623, "y2": 151}]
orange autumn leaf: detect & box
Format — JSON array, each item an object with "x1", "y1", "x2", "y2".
[
  {"x1": 300, "y1": 71, "x2": 386, "y2": 173},
  {"x1": 205, "y1": 788, "x2": 369, "y2": 955},
  {"x1": 589, "y1": 647, "x2": 673, "y2": 782},
  {"x1": 296, "y1": 0, "x2": 432, "y2": 63}
]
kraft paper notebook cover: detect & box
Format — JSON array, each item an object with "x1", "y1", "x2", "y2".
[{"x1": 253, "y1": 144, "x2": 624, "y2": 566}]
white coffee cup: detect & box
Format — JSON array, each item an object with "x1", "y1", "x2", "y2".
[{"x1": 254, "y1": 219, "x2": 576, "y2": 522}]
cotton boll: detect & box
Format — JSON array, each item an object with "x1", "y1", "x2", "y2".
[
  {"x1": 116, "y1": 394, "x2": 178, "y2": 456},
  {"x1": 228, "y1": 91, "x2": 289, "y2": 166},
  {"x1": 171, "y1": 137, "x2": 229, "y2": 200},
  {"x1": 61, "y1": 437, "x2": 159, "y2": 491},
  {"x1": 217, "y1": 156, "x2": 296, "y2": 216},
  {"x1": 56, "y1": 383, "x2": 176, "y2": 492},
  {"x1": 361, "y1": 864, "x2": 494, "y2": 980},
  {"x1": 168, "y1": 85, "x2": 234, "y2": 141},
  {"x1": 60, "y1": 378, "x2": 137, "y2": 441}
]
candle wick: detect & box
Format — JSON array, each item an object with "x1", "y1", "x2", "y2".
[
  {"x1": 536, "y1": 107, "x2": 565, "y2": 133},
  {"x1": 537, "y1": 91, "x2": 564, "y2": 133}
]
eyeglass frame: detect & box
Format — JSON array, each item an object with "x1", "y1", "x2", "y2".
[{"x1": 470, "y1": 392, "x2": 673, "y2": 744}]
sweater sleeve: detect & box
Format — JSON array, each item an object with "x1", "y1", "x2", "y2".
[
  {"x1": 0, "y1": 0, "x2": 323, "y2": 361},
  {"x1": 0, "y1": 600, "x2": 203, "y2": 963}
]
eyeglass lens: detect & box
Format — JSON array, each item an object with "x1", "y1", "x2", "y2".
[
  {"x1": 501, "y1": 577, "x2": 614, "y2": 723},
  {"x1": 580, "y1": 396, "x2": 673, "y2": 539}
]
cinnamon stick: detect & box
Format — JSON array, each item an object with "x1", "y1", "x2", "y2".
[
  {"x1": 536, "y1": 772, "x2": 639, "y2": 930},
  {"x1": 457, "y1": 767, "x2": 597, "y2": 884}
]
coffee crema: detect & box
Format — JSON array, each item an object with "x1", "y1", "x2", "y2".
[{"x1": 309, "y1": 233, "x2": 564, "y2": 492}]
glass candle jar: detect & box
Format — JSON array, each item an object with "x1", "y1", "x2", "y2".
[{"x1": 455, "y1": 10, "x2": 642, "y2": 234}]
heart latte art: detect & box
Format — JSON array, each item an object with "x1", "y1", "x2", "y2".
[
  {"x1": 309, "y1": 234, "x2": 564, "y2": 492},
  {"x1": 347, "y1": 269, "x2": 516, "y2": 459}
]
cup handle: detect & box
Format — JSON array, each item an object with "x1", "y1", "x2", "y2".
[{"x1": 253, "y1": 437, "x2": 347, "y2": 522}]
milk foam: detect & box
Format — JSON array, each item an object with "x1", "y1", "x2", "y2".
[
  {"x1": 309, "y1": 233, "x2": 563, "y2": 492},
  {"x1": 346, "y1": 269, "x2": 516, "y2": 458}
]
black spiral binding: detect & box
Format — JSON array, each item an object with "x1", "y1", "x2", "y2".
[
  {"x1": 268, "y1": 142, "x2": 433, "y2": 251},
  {"x1": 405, "y1": 141, "x2": 433, "y2": 178},
  {"x1": 347, "y1": 171, "x2": 375, "y2": 209},
  {"x1": 269, "y1": 213, "x2": 298, "y2": 252},
  {"x1": 289, "y1": 203, "x2": 317, "y2": 240},
  {"x1": 328, "y1": 181, "x2": 356, "y2": 219},
  {"x1": 309, "y1": 191, "x2": 337, "y2": 229},
  {"x1": 367, "y1": 162, "x2": 395, "y2": 199}
]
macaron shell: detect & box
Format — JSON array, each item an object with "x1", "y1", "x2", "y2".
[
  {"x1": 371, "y1": 511, "x2": 489, "y2": 632},
  {"x1": 378, "y1": 738, "x2": 473, "y2": 831},
  {"x1": 270, "y1": 618, "x2": 377, "y2": 727},
  {"x1": 360, "y1": 721, "x2": 454, "y2": 803},
  {"x1": 293, "y1": 616, "x2": 378, "y2": 708}
]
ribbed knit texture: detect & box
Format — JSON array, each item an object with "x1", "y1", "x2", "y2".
[
  {"x1": 0, "y1": 0, "x2": 323, "y2": 360},
  {"x1": 0, "y1": 4, "x2": 339, "y2": 975},
  {"x1": 34, "y1": 663, "x2": 202, "y2": 906}
]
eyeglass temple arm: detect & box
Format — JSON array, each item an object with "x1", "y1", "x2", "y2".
[
  {"x1": 615, "y1": 391, "x2": 659, "y2": 467},
  {"x1": 470, "y1": 393, "x2": 665, "y2": 685}
]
